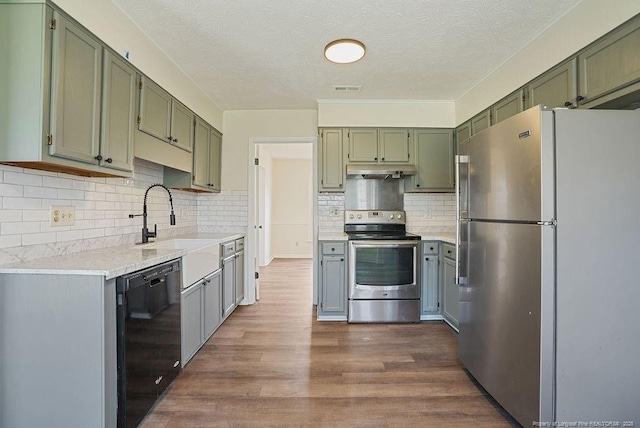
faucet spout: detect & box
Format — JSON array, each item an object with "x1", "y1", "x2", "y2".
[{"x1": 129, "y1": 183, "x2": 177, "y2": 243}]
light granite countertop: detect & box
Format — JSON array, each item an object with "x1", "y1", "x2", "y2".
[{"x1": 0, "y1": 232, "x2": 244, "y2": 280}]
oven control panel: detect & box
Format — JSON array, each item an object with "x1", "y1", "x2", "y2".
[{"x1": 344, "y1": 210, "x2": 406, "y2": 225}]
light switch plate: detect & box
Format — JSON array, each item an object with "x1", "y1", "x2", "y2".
[{"x1": 50, "y1": 206, "x2": 75, "y2": 226}]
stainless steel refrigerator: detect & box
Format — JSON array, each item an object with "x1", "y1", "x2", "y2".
[{"x1": 456, "y1": 106, "x2": 640, "y2": 427}]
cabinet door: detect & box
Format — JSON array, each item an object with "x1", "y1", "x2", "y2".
[
  {"x1": 347, "y1": 129, "x2": 378, "y2": 162},
  {"x1": 319, "y1": 128, "x2": 344, "y2": 191},
  {"x1": 203, "y1": 271, "x2": 221, "y2": 340},
  {"x1": 181, "y1": 282, "x2": 203, "y2": 365},
  {"x1": 491, "y1": 89, "x2": 524, "y2": 124},
  {"x1": 456, "y1": 121, "x2": 471, "y2": 145},
  {"x1": 192, "y1": 117, "x2": 210, "y2": 189},
  {"x1": 410, "y1": 129, "x2": 454, "y2": 192},
  {"x1": 527, "y1": 58, "x2": 578, "y2": 109},
  {"x1": 170, "y1": 100, "x2": 194, "y2": 152},
  {"x1": 442, "y1": 257, "x2": 458, "y2": 327},
  {"x1": 50, "y1": 12, "x2": 102, "y2": 164},
  {"x1": 319, "y1": 255, "x2": 347, "y2": 315},
  {"x1": 421, "y1": 253, "x2": 439, "y2": 314},
  {"x1": 378, "y1": 129, "x2": 411, "y2": 163},
  {"x1": 208, "y1": 128, "x2": 222, "y2": 191},
  {"x1": 470, "y1": 109, "x2": 491, "y2": 135},
  {"x1": 235, "y1": 250, "x2": 245, "y2": 304},
  {"x1": 100, "y1": 51, "x2": 135, "y2": 172},
  {"x1": 578, "y1": 18, "x2": 640, "y2": 108},
  {"x1": 222, "y1": 256, "x2": 236, "y2": 318},
  {"x1": 139, "y1": 76, "x2": 171, "y2": 142}
]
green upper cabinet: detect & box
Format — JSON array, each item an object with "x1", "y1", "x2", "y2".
[
  {"x1": 347, "y1": 128, "x2": 378, "y2": 162},
  {"x1": 578, "y1": 17, "x2": 640, "y2": 109},
  {"x1": 0, "y1": 3, "x2": 133, "y2": 177},
  {"x1": 170, "y1": 99, "x2": 195, "y2": 152},
  {"x1": 164, "y1": 117, "x2": 221, "y2": 192},
  {"x1": 139, "y1": 77, "x2": 172, "y2": 142},
  {"x1": 491, "y1": 89, "x2": 524, "y2": 124},
  {"x1": 99, "y1": 51, "x2": 136, "y2": 172},
  {"x1": 49, "y1": 11, "x2": 102, "y2": 165},
  {"x1": 526, "y1": 58, "x2": 578, "y2": 109},
  {"x1": 192, "y1": 117, "x2": 210, "y2": 189},
  {"x1": 208, "y1": 128, "x2": 222, "y2": 192},
  {"x1": 470, "y1": 109, "x2": 491, "y2": 136},
  {"x1": 319, "y1": 128, "x2": 345, "y2": 192},
  {"x1": 346, "y1": 128, "x2": 411, "y2": 163},
  {"x1": 405, "y1": 129, "x2": 454, "y2": 192},
  {"x1": 378, "y1": 129, "x2": 411, "y2": 163},
  {"x1": 139, "y1": 76, "x2": 194, "y2": 153},
  {"x1": 455, "y1": 121, "x2": 471, "y2": 146}
]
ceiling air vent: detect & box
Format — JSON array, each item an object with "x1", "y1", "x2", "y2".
[{"x1": 332, "y1": 85, "x2": 362, "y2": 93}]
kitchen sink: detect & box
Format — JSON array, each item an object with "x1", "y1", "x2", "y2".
[{"x1": 143, "y1": 239, "x2": 220, "y2": 287}]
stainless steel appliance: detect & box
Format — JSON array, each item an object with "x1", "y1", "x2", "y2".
[
  {"x1": 457, "y1": 106, "x2": 640, "y2": 426},
  {"x1": 116, "y1": 259, "x2": 182, "y2": 428},
  {"x1": 345, "y1": 210, "x2": 421, "y2": 323}
]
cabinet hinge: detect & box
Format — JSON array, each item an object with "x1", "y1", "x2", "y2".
[
  {"x1": 321, "y1": 179, "x2": 324, "y2": 185},
  {"x1": 347, "y1": 153, "x2": 350, "y2": 159},
  {"x1": 320, "y1": 131, "x2": 323, "y2": 138},
  {"x1": 137, "y1": 115, "x2": 141, "y2": 124},
  {"x1": 320, "y1": 260, "x2": 323, "y2": 266},
  {"x1": 50, "y1": 18, "x2": 56, "y2": 30},
  {"x1": 46, "y1": 134, "x2": 53, "y2": 145},
  {"x1": 254, "y1": 158, "x2": 259, "y2": 166},
  {"x1": 255, "y1": 272, "x2": 259, "y2": 280},
  {"x1": 139, "y1": 81, "x2": 143, "y2": 90},
  {"x1": 347, "y1": 132, "x2": 350, "y2": 138},
  {"x1": 522, "y1": 93, "x2": 526, "y2": 103},
  {"x1": 407, "y1": 131, "x2": 410, "y2": 138}
]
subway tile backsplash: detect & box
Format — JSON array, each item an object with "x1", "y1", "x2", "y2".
[
  {"x1": 317, "y1": 193, "x2": 456, "y2": 235},
  {"x1": 0, "y1": 159, "x2": 247, "y2": 265}
]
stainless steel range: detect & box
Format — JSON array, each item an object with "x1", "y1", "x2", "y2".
[{"x1": 345, "y1": 210, "x2": 420, "y2": 323}]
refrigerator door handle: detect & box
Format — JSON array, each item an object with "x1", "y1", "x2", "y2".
[{"x1": 456, "y1": 155, "x2": 469, "y2": 285}]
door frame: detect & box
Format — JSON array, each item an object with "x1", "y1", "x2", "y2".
[{"x1": 246, "y1": 137, "x2": 318, "y2": 306}]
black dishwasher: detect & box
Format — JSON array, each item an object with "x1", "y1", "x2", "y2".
[{"x1": 116, "y1": 259, "x2": 182, "y2": 428}]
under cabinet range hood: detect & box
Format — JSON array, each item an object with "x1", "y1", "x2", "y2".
[{"x1": 346, "y1": 164, "x2": 417, "y2": 179}]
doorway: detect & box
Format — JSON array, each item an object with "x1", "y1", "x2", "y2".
[{"x1": 247, "y1": 137, "x2": 318, "y2": 305}]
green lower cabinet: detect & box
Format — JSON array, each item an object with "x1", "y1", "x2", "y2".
[
  {"x1": 442, "y1": 248, "x2": 459, "y2": 329},
  {"x1": 421, "y1": 242, "x2": 440, "y2": 317},
  {"x1": 318, "y1": 241, "x2": 347, "y2": 320},
  {"x1": 181, "y1": 280, "x2": 204, "y2": 365}
]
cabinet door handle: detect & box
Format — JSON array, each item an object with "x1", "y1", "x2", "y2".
[
  {"x1": 564, "y1": 101, "x2": 573, "y2": 107},
  {"x1": 173, "y1": 360, "x2": 180, "y2": 368},
  {"x1": 425, "y1": 257, "x2": 429, "y2": 261},
  {"x1": 105, "y1": 158, "x2": 113, "y2": 163},
  {"x1": 576, "y1": 95, "x2": 585, "y2": 102},
  {"x1": 340, "y1": 258, "x2": 344, "y2": 262},
  {"x1": 374, "y1": 157, "x2": 378, "y2": 161},
  {"x1": 381, "y1": 157, "x2": 385, "y2": 161},
  {"x1": 167, "y1": 136, "x2": 173, "y2": 141},
  {"x1": 94, "y1": 155, "x2": 103, "y2": 161},
  {"x1": 173, "y1": 138, "x2": 178, "y2": 143},
  {"x1": 154, "y1": 376, "x2": 163, "y2": 385}
]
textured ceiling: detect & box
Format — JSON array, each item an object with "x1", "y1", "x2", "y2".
[{"x1": 109, "y1": 0, "x2": 584, "y2": 110}]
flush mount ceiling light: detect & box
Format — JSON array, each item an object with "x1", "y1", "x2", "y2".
[{"x1": 324, "y1": 39, "x2": 366, "y2": 64}]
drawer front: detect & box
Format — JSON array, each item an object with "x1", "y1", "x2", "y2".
[
  {"x1": 423, "y1": 242, "x2": 439, "y2": 255},
  {"x1": 222, "y1": 242, "x2": 236, "y2": 257},
  {"x1": 235, "y1": 238, "x2": 245, "y2": 251},
  {"x1": 442, "y1": 243, "x2": 456, "y2": 260},
  {"x1": 321, "y1": 242, "x2": 345, "y2": 255}
]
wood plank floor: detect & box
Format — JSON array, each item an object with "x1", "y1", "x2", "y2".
[{"x1": 141, "y1": 258, "x2": 517, "y2": 427}]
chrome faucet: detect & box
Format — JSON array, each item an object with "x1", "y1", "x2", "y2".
[{"x1": 129, "y1": 184, "x2": 176, "y2": 243}]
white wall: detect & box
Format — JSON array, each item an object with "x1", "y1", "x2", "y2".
[
  {"x1": 52, "y1": 0, "x2": 223, "y2": 130},
  {"x1": 455, "y1": 0, "x2": 640, "y2": 123},
  {"x1": 221, "y1": 110, "x2": 318, "y2": 190},
  {"x1": 270, "y1": 159, "x2": 313, "y2": 258},
  {"x1": 317, "y1": 100, "x2": 455, "y2": 128}
]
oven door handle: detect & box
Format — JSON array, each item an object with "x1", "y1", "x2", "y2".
[{"x1": 353, "y1": 284, "x2": 415, "y2": 291}]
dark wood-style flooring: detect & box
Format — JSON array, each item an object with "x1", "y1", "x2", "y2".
[{"x1": 141, "y1": 258, "x2": 516, "y2": 427}]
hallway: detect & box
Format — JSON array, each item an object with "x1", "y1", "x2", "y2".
[{"x1": 141, "y1": 259, "x2": 515, "y2": 427}]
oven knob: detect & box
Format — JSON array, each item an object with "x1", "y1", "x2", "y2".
[
  {"x1": 349, "y1": 214, "x2": 354, "y2": 219},
  {"x1": 357, "y1": 214, "x2": 362, "y2": 219},
  {"x1": 389, "y1": 214, "x2": 394, "y2": 219}
]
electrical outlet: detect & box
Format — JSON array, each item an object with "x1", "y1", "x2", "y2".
[
  {"x1": 330, "y1": 207, "x2": 339, "y2": 217},
  {"x1": 50, "y1": 206, "x2": 75, "y2": 226}
]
